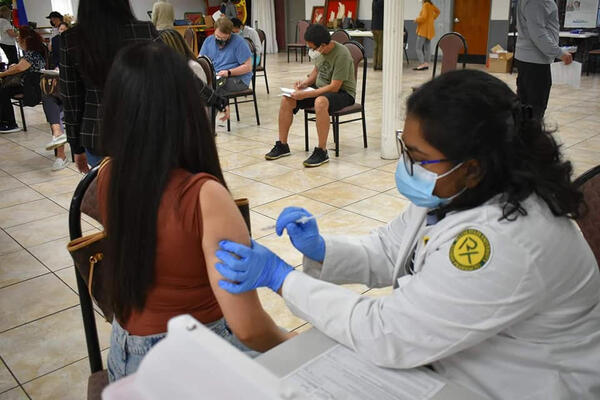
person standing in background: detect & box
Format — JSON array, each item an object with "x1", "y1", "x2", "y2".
[
  {"x1": 151, "y1": 0, "x2": 174, "y2": 31},
  {"x1": 221, "y1": 1, "x2": 238, "y2": 20},
  {"x1": 515, "y1": 0, "x2": 572, "y2": 120},
  {"x1": 0, "y1": 6, "x2": 17, "y2": 65},
  {"x1": 371, "y1": 0, "x2": 383, "y2": 71},
  {"x1": 413, "y1": 0, "x2": 439, "y2": 71}
]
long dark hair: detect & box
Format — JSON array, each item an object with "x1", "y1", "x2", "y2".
[
  {"x1": 18, "y1": 26, "x2": 47, "y2": 56},
  {"x1": 102, "y1": 42, "x2": 226, "y2": 322},
  {"x1": 75, "y1": 0, "x2": 136, "y2": 87},
  {"x1": 407, "y1": 69, "x2": 583, "y2": 220}
]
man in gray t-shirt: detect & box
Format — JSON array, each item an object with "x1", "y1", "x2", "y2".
[{"x1": 515, "y1": 0, "x2": 572, "y2": 119}]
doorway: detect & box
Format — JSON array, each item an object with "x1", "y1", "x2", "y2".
[{"x1": 453, "y1": 0, "x2": 491, "y2": 64}]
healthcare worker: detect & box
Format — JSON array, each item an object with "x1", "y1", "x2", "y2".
[{"x1": 215, "y1": 70, "x2": 600, "y2": 400}]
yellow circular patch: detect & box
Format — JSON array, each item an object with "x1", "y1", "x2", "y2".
[{"x1": 449, "y1": 229, "x2": 491, "y2": 271}]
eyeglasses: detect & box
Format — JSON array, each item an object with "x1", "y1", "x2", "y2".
[{"x1": 396, "y1": 130, "x2": 451, "y2": 176}]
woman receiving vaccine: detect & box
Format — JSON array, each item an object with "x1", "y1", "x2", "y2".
[{"x1": 215, "y1": 70, "x2": 600, "y2": 400}]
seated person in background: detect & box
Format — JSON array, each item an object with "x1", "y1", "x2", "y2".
[
  {"x1": 265, "y1": 24, "x2": 356, "y2": 167},
  {"x1": 99, "y1": 42, "x2": 292, "y2": 382},
  {"x1": 199, "y1": 17, "x2": 252, "y2": 121},
  {"x1": 231, "y1": 17, "x2": 262, "y2": 66}
]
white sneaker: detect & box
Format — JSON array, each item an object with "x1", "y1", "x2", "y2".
[
  {"x1": 51, "y1": 157, "x2": 69, "y2": 171},
  {"x1": 45, "y1": 133, "x2": 67, "y2": 151}
]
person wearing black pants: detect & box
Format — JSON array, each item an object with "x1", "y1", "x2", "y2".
[{"x1": 515, "y1": 0, "x2": 572, "y2": 120}]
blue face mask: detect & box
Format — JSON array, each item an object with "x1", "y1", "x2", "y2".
[{"x1": 395, "y1": 154, "x2": 464, "y2": 209}]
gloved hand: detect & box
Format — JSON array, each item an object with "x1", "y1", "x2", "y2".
[
  {"x1": 276, "y1": 207, "x2": 325, "y2": 262},
  {"x1": 215, "y1": 239, "x2": 293, "y2": 294}
]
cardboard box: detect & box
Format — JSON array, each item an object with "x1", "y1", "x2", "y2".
[{"x1": 487, "y1": 52, "x2": 514, "y2": 73}]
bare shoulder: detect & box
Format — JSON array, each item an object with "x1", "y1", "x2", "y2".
[{"x1": 199, "y1": 179, "x2": 249, "y2": 244}]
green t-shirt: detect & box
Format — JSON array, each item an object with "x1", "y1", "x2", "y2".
[{"x1": 315, "y1": 42, "x2": 356, "y2": 99}]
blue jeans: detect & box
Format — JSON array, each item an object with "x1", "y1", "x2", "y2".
[
  {"x1": 85, "y1": 148, "x2": 103, "y2": 168},
  {"x1": 107, "y1": 318, "x2": 259, "y2": 382}
]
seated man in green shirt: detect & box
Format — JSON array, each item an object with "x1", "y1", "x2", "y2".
[{"x1": 265, "y1": 24, "x2": 356, "y2": 167}]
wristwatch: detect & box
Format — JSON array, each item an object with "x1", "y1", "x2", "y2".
[{"x1": 227, "y1": 70, "x2": 232, "y2": 77}]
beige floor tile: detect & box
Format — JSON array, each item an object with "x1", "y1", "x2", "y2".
[
  {"x1": 0, "y1": 250, "x2": 48, "y2": 289},
  {"x1": 0, "y1": 387, "x2": 28, "y2": 400},
  {"x1": 229, "y1": 182, "x2": 291, "y2": 207},
  {"x1": 0, "y1": 155, "x2": 53, "y2": 175},
  {"x1": 222, "y1": 171, "x2": 256, "y2": 191},
  {"x1": 377, "y1": 162, "x2": 398, "y2": 173},
  {"x1": 0, "y1": 230, "x2": 20, "y2": 256},
  {"x1": 256, "y1": 288, "x2": 305, "y2": 331},
  {"x1": 342, "y1": 151, "x2": 396, "y2": 168},
  {"x1": 262, "y1": 169, "x2": 335, "y2": 193},
  {"x1": 249, "y1": 211, "x2": 276, "y2": 239},
  {"x1": 218, "y1": 152, "x2": 262, "y2": 171},
  {"x1": 29, "y1": 175, "x2": 82, "y2": 197},
  {"x1": 0, "y1": 187, "x2": 44, "y2": 209},
  {"x1": 229, "y1": 161, "x2": 295, "y2": 180},
  {"x1": 344, "y1": 193, "x2": 410, "y2": 223},
  {"x1": 216, "y1": 137, "x2": 266, "y2": 153},
  {"x1": 5, "y1": 213, "x2": 92, "y2": 248},
  {"x1": 342, "y1": 169, "x2": 395, "y2": 193},
  {"x1": 0, "y1": 199, "x2": 64, "y2": 229},
  {"x1": 27, "y1": 237, "x2": 72, "y2": 271},
  {"x1": 303, "y1": 159, "x2": 370, "y2": 180},
  {"x1": 253, "y1": 194, "x2": 336, "y2": 220},
  {"x1": 0, "y1": 177, "x2": 25, "y2": 192},
  {"x1": 318, "y1": 209, "x2": 386, "y2": 236},
  {"x1": 0, "y1": 274, "x2": 78, "y2": 331},
  {"x1": 266, "y1": 153, "x2": 311, "y2": 169},
  {"x1": 302, "y1": 181, "x2": 378, "y2": 208},
  {"x1": 54, "y1": 267, "x2": 77, "y2": 294},
  {"x1": 46, "y1": 192, "x2": 73, "y2": 211},
  {"x1": 0, "y1": 359, "x2": 18, "y2": 393},
  {"x1": 256, "y1": 233, "x2": 303, "y2": 268},
  {"x1": 12, "y1": 167, "x2": 79, "y2": 186},
  {"x1": 0, "y1": 306, "x2": 111, "y2": 383},
  {"x1": 23, "y1": 356, "x2": 89, "y2": 400}
]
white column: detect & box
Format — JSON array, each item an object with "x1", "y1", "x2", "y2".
[{"x1": 380, "y1": 0, "x2": 404, "y2": 160}]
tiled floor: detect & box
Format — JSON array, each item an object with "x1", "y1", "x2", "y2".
[{"x1": 0, "y1": 53, "x2": 599, "y2": 399}]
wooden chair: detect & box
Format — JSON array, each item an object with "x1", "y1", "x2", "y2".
[
  {"x1": 303, "y1": 40, "x2": 367, "y2": 157},
  {"x1": 183, "y1": 28, "x2": 197, "y2": 55},
  {"x1": 574, "y1": 165, "x2": 600, "y2": 267},
  {"x1": 255, "y1": 28, "x2": 270, "y2": 93},
  {"x1": 197, "y1": 55, "x2": 217, "y2": 134},
  {"x1": 432, "y1": 32, "x2": 468, "y2": 78},
  {"x1": 586, "y1": 49, "x2": 600, "y2": 76},
  {"x1": 69, "y1": 167, "x2": 252, "y2": 400},
  {"x1": 331, "y1": 29, "x2": 351, "y2": 44},
  {"x1": 287, "y1": 20, "x2": 309, "y2": 63},
  {"x1": 224, "y1": 38, "x2": 260, "y2": 132}
]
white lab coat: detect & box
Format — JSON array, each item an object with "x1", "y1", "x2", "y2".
[{"x1": 282, "y1": 194, "x2": 600, "y2": 400}]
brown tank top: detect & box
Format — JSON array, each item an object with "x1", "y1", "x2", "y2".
[{"x1": 98, "y1": 166, "x2": 223, "y2": 336}]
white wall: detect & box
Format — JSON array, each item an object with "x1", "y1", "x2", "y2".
[
  {"x1": 26, "y1": 0, "x2": 53, "y2": 26},
  {"x1": 305, "y1": 0, "x2": 510, "y2": 21},
  {"x1": 130, "y1": 0, "x2": 208, "y2": 21}
]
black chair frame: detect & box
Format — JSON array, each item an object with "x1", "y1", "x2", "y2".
[
  {"x1": 10, "y1": 96, "x2": 27, "y2": 131},
  {"x1": 304, "y1": 40, "x2": 368, "y2": 157},
  {"x1": 69, "y1": 166, "x2": 104, "y2": 373},
  {"x1": 574, "y1": 165, "x2": 600, "y2": 188},
  {"x1": 432, "y1": 32, "x2": 468, "y2": 78},
  {"x1": 226, "y1": 38, "x2": 260, "y2": 132},
  {"x1": 198, "y1": 55, "x2": 217, "y2": 134},
  {"x1": 255, "y1": 29, "x2": 270, "y2": 93}
]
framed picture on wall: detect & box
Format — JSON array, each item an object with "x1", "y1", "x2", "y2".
[
  {"x1": 311, "y1": 6, "x2": 325, "y2": 24},
  {"x1": 323, "y1": 0, "x2": 359, "y2": 27}
]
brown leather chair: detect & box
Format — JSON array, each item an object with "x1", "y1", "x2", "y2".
[
  {"x1": 432, "y1": 32, "x2": 468, "y2": 78},
  {"x1": 223, "y1": 38, "x2": 260, "y2": 132},
  {"x1": 574, "y1": 165, "x2": 600, "y2": 267},
  {"x1": 303, "y1": 40, "x2": 367, "y2": 157},
  {"x1": 70, "y1": 166, "x2": 252, "y2": 399},
  {"x1": 331, "y1": 29, "x2": 351, "y2": 44},
  {"x1": 255, "y1": 28, "x2": 269, "y2": 93},
  {"x1": 287, "y1": 20, "x2": 309, "y2": 63},
  {"x1": 183, "y1": 28, "x2": 197, "y2": 54},
  {"x1": 197, "y1": 55, "x2": 217, "y2": 134}
]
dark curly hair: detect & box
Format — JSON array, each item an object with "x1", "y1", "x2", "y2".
[
  {"x1": 406, "y1": 69, "x2": 584, "y2": 221},
  {"x1": 18, "y1": 26, "x2": 47, "y2": 57}
]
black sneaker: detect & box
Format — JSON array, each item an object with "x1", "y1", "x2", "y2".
[
  {"x1": 265, "y1": 141, "x2": 291, "y2": 160},
  {"x1": 0, "y1": 124, "x2": 20, "y2": 134},
  {"x1": 303, "y1": 147, "x2": 329, "y2": 167}
]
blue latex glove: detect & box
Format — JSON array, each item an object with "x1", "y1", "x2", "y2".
[
  {"x1": 276, "y1": 207, "x2": 325, "y2": 262},
  {"x1": 215, "y1": 239, "x2": 293, "y2": 294}
]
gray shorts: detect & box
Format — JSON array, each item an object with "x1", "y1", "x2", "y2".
[{"x1": 215, "y1": 77, "x2": 249, "y2": 96}]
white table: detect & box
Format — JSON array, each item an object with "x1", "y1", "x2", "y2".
[
  {"x1": 257, "y1": 328, "x2": 487, "y2": 400},
  {"x1": 508, "y1": 31, "x2": 599, "y2": 38},
  {"x1": 329, "y1": 29, "x2": 374, "y2": 38}
]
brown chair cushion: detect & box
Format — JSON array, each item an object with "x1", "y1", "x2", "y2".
[
  {"x1": 11, "y1": 93, "x2": 24, "y2": 100},
  {"x1": 226, "y1": 89, "x2": 253, "y2": 98},
  {"x1": 87, "y1": 370, "x2": 109, "y2": 400},
  {"x1": 588, "y1": 49, "x2": 600, "y2": 55},
  {"x1": 81, "y1": 176, "x2": 102, "y2": 224}
]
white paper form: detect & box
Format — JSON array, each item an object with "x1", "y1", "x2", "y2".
[
  {"x1": 279, "y1": 87, "x2": 315, "y2": 97},
  {"x1": 283, "y1": 345, "x2": 445, "y2": 400}
]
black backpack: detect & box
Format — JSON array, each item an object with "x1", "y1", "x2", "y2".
[{"x1": 22, "y1": 71, "x2": 42, "y2": 107}]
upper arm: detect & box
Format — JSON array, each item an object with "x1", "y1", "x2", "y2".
[
  {"x1": 236, "y1": 41, "x2": 252, "y2": 65},
  {"x1": 200, "y1": 181, "x2": 276, "y2": 338},
  {"x1": 13, "y1": 58, "x2": 30, "y2": 72}
]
